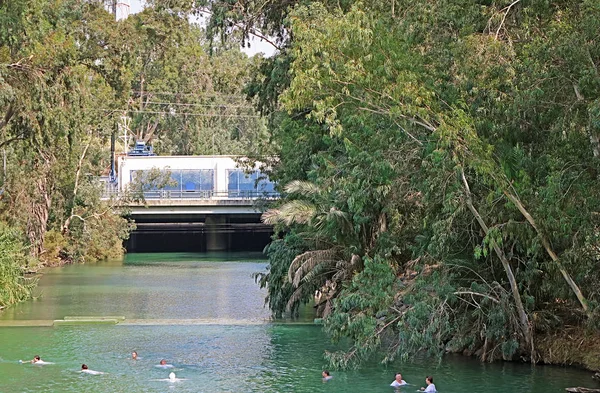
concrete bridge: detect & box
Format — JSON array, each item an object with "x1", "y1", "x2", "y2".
[{"x1": 105, "y1": 155, "x2": 278, "y2": 252}]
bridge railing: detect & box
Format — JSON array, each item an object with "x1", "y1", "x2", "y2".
[{"x1": 102, "y1": 189, "x2": 280, "y2": 201}]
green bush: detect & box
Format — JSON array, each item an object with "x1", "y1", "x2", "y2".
[{"x1": 0, "y1": 223, "x2": 37, "y2": 309}]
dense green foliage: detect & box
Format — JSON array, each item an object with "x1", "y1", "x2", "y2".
[
  {"x1": 0, "y1": 0, "x2": 131, "y2": 266},
  {"x1": 0, "y1": 223, "x2": 36, "y2": 309},
  {"x1": 195, "y1": 0, "x2": 600, "y2": 366},
  {"x1": 3, "y1": 0, "x2": 600, "y2": 369},
  {"x1": 0, "y1": 0, "x2": 265, "y2": 309}
]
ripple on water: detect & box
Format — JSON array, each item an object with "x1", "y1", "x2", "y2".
[{"x1": 0, "y1": 254, "x2": 598, "y2": 392}]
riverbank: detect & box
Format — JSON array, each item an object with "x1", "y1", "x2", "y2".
[{"x1": 536, "y1": 328, "x2": 600, "y2": 372}]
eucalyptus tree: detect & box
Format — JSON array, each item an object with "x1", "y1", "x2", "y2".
[
  {"x1": 182, "y1": 0, "x2": 600, "y2": 367},
  {"x1": 119, "y1": 7, "x2": 268, "y2": 156},
  {"x1": 0, "y1": 0, "x2": 131, "y2": 265},
  {"x1": 276, "y1": 1, "x2": 600, "y2": 365}
]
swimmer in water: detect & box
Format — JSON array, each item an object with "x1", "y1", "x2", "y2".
[
  {"x1": 151, "y1": 371, "x2": 185, "y2": 383},
  {"x1": 81, "y1": 364, "x2": 104, "y2": 375},
  {"x1": 390, "y1": 373, "x2": 408, "y2": 387},
  {"x1": 131, "y1": 351, "x2": 138, "y2": 360},
  {"x1": 322, "y1": 370, "x2": 333, "y2": 381},
  {"x1": 156, "y1": 359, "x2": 174, "y2": 368},
  {"x1": 22, "y1": 355, "x2": 52, "y2": 365},
  {"x1": 420, "y1": 376, "x2": 436, "y2": 392}
]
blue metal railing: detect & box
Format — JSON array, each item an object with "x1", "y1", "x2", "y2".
[{"x1": 102, "y1": 189, "x2": 280, "y2": 201}]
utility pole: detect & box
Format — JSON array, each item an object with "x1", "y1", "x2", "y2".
[
  {"x1": 115, "y1": 0, "x2": 130, "y2": 21},
  {"x1": 118, "y1": 113, "x2": 131, "y2": 154},
  {"x1": 2, "y1": 148, "x2": 6, "y2": 188},
  {"x1": 109, "y1": 0, "x2": 130, "y2": 21}
]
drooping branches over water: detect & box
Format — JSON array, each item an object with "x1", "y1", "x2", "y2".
[
  {"x1": 0, "y1": 0, "x2": 268, "y2": 308},
  {"x1": 196, "y1": 0, "x2": 600, "y2": 367}
]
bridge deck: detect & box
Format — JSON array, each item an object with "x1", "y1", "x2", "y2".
[{"x1": 102, "y1": 190, "x2": 278, "y2": 215}]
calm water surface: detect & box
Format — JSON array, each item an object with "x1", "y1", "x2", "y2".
[{"x1": 0, "y1": 253, "x2": 597, "y2": 393}]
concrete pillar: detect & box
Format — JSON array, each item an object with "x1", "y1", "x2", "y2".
[
  {"x1": 206, "y1": 216, "x2": 227, "y2": 251},
  {"x1": 126, "y1": 232, "x2": 136, "y2": 252}
]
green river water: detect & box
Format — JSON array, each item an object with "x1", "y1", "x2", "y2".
[{"x1": 0, "y1": 253, "x2": 598, "y2": 393}]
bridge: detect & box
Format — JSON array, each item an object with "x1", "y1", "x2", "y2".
[{"x1": 105, "y1": 155, "x2": 278, "y2": 252}]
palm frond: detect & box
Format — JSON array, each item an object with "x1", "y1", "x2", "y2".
[
  {"x1": 331, "y1": 266, "x2": 348, "y2": 282},
  {"x1": 288, "y1": 249, "x2": 339, "y2": 286},
  {"x1": 300, "y1": 263, "x2": 333, "y2": 287},
  {"x1": 261, "y1": 208, "x2": 282, "y2": 225},
  {"x1": 330, "y1": 254, "x2": 362, "y2": 283},
  {"x1": 284, "y1": 180, "x2": 322, "y2": 196},
  {"x1": 261, "y1": 200, "x2": 317, "y2": 225}
]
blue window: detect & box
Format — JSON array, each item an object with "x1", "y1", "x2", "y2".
[
  {"x1": 227, "y1": 170, "x2": 276, "y2": 196},
  {"x1": 130, "y1": 168, "x2": 214, "y2": 193}
]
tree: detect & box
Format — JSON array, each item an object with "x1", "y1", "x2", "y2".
[{"x1": 226, "y1": 0, "x2": 600, "y2": 366}]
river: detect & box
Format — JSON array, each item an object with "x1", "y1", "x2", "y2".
[{"x1": 0, "y1": 253, "x2": 597, "y2": 392}]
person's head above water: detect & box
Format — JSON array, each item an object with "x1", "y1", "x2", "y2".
[
  {"x1": 395, "y1": 373, "x2": 404, "y2": 382},
  {"x1": 81, "y1": 364, "x2": 88, "y2": 370},
  {"x1": 31, "y1": 355, "x2": 41, "y2": 363},
  {"x1": 132, "y1": 351, "x2": 138, "y2": 360},
  {"x1": 160, "y1": 359, "x2": 167, "y2": 365},
  {"x1": 169, "y1": 372, "x2": 176, "y2": 381},
  {"x1": 426, "y1": 376, "x2": 433, "y2": 385},
  {"x1": 322, "y1": 370, "x2": 330, "y2": 377}
]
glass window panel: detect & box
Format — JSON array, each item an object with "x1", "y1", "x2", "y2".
[
  {"x1": 239, "y1": 172, "x2": 255, "y2": 191},
  {"x1": 228, "y1": 170, "x2": 240, "y2": 191},
  {"x1": 256, "y1": 172, "x2": 276, "y2": 193},
  {"x1": 198, "y1": 170, "x2": 214, "y2": 191},
  {"x1": 163, "y1": 170, "x2": 181, "y2": 191},
  {"x1": 181, "y1": 170, "x2": 197, "y2": 191},
  {"x1": 130, "y1": 170, "x2": 143, "y2": 184}
]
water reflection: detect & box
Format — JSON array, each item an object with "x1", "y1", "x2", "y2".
[
  {"x1": 0, "y1": 253, "x2": 598, "y2": 393},
  {"x1": 0, "y1": 253, "x2": 271, "y2": 322}
]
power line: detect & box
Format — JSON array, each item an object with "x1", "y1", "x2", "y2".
[
  {"x1": 99, "y1": 109, "x2": 262, "y2": 118},
  {"x1": 143, "y1": 101, "x2": 255, "y2": 109},
  {"x1": 132, "y1": 91, "x2": 249, "y2": 99}
]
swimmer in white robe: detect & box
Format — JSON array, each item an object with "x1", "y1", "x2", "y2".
[
  {"x1": 81, "y1": 364, "x2": 104, "y2": 375},
  {"x1": 390, "y1": 373, "x2": 408, "y2": 387},
  {"x1": 419, "y1": 376, "x2": 437, "y2": 392},
  {"x1": 21, "y1": 356, "x2": 53, "y2": 365},
  {"x1": 152, "y1": 372, "x2": 186, "y2": 383}
]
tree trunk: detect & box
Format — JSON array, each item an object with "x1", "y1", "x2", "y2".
[
  {"x1": 28, "y1": 175, "x2": 51, "y2": 258},
  {"x1": 61, "y1": 133, "x2": 92, "y2": 234},
  {"x1": 503, "y1": 191, "x2": 589, "y2": 315},
  {"x1": 461, "y1": 170, "x2": 533, "y2": 352}
]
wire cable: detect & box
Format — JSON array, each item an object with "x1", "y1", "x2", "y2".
[
  {"x1": 142, "y1": 101, "x2": 255, "y2": 109},
  {"x1": 99, "y1": 109, "x2": 262, "y2": 118}
]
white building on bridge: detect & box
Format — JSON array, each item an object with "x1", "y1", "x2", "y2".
[
  {"x1": 117, "y1": 155, "x2": 276, "y2": 200},
  {"x1": 112, "y1": 155, "x2": 278, "y2": 252}
]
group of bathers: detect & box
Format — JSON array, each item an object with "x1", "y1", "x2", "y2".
[
  {"x1": 25, "y1": 353, "x2": 438, "y2": 389},
  {"x1": 389, "y1": 373, "x2": 437, "y2": 392},
  {"x1": 23, "y1": 351, "x2": 181, "y2": 381}
]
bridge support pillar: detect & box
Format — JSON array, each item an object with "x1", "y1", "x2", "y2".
[{"x1": 206, "y1": 216, "x2": 227, "y2": 251}]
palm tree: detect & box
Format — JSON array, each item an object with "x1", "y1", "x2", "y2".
[{"x1": 262, "y1": 180, "x2": 361, "y2": 317}]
